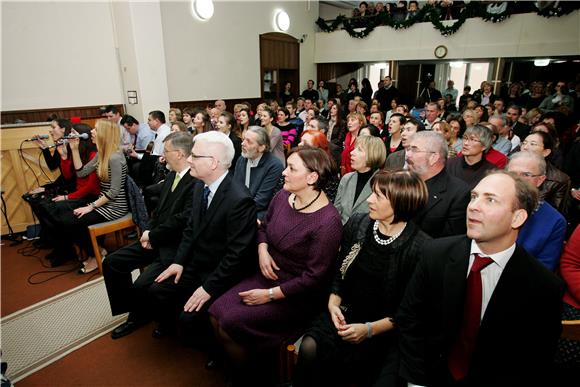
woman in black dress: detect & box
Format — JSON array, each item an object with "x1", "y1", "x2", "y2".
[{"x1": 294, "y1": 170, "x2": 431, "y2": 387}]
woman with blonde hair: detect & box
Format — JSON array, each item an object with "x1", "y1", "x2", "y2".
[
  {"x1": 335, "y1": 135, "x2": 387, "y2": 224},
  {"x1": 168, "y1": 108, "x2": 182, "y2": 124},
  {"x1": 47, "y1": 119, "x2": 129, "y2": 273},
  {"x1": 432, "y1": 121, "x2": 457, "y2": 158}
]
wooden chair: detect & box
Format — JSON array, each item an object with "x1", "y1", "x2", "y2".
[
  {"x1": 561, "y1": 320, "x2": 580, "y2": 341},
  {"x1": 87, "y1": 213, "x2": 136, "y2": 273},
  {"x1": 279, "y1": 335, "x2": 302, "y2": 383}
]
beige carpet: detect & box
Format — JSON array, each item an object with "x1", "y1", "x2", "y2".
[{"x1": 0, "y1": 277, "x2": 127, "y2": 382}]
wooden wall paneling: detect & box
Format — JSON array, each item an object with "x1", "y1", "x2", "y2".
[
  {"x1": 0, "y1": 124, "x2": 60, "y2": 234},
  {"x1": 317, "y1": 63, "x2": 362, "y2": 83},
  {"x1": 1, "y1": 104, "x2": 124, "y2": 125},
  {"x1": 170, "y1": 98, "x2": 264, "y2": 112}
]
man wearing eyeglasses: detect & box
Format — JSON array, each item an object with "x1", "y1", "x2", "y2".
[
  {"x1": 405, "y1": 131, "x2": 470, "y2": 238},
  {"x1": 508, "y1": 151, "x2": 566, "y2": 271},
  {"x1": 106, "y1": 132, "x2": 196, "y2": 340},
  {"x1": 446, "y1": 125, "x2": 497, "y2": 190},
  {"x1": 141, "y1": 131, "x2": 257, "y2": 343}
]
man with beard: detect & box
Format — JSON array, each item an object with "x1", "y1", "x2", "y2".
[
  {"x1": 405, "y1": 131, "x2": 470, "y2": 238},
  {"x1": 233, "y1": 126, "x2": 283, "y2": 221}
]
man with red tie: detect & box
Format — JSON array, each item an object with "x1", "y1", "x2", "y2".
[{"x1": 397, "y1": 171, "x2": 564, "y2": 386}]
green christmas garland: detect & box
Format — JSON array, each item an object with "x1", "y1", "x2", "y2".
[{"x1": 315, "y1": 2, "x2": 580, "y2": 38}]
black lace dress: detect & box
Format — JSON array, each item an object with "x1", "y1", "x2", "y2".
[{"x1": 303, "y1": 215, "x2": 430, "y2": 386}]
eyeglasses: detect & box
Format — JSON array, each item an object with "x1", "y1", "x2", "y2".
[
  {"x1": 190, "y1": 153, "x2": 214, "y2": 159},
  {"x1": 407, "y1": 146, "x2": 435, "y2": 154},
  {"x1": 462, "y1": 136, "x2": 482, "y2": 143},
  {"x1": 164, "y1": 149, "x2": 179, "y2": 154},
  {"x1": 514, "y1": 171, "x2": 543, "y2": 178}
]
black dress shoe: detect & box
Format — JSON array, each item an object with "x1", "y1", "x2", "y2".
[{"x1": 111, "y1": 321, "x2": 143, "y2": 339}]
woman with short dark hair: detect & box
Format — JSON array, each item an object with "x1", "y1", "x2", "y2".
[
  {"x1": 386, "y1": 113, "x2": 406, "y2": 155},
  {"x1": 294, "y1": 170, "x2": 431, "y2": 387},
  {"x1": 209, "y1": 146, "x2": 343, "y2": 385}
]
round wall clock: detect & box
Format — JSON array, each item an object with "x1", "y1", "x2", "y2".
[{"x1": 434, "y1": 45, "x2": 448, "y2": 59}]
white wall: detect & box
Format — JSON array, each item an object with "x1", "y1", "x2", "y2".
[
  {"x1": 1, "y1": 1, "x2": 124, "y2": 111},
  {"x1": 160, "y1": 0, "x2": 319, "y2": 102},
  {"x1": 314, "y1": 11, "x2": 580, "y2": 63},
  {"x1": 1, "y1": 0, "x2": 318, "y2": 112}
]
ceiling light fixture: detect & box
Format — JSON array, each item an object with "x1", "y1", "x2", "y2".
[
  {"x1": 534, "y1": 59, "x2": 550, "y2": 67},
  {"x1": 191, "y1": 0, "x2": 214, "y2": 21},
  {"x1": 274, "y1": 10, "x2": 290, "y2": 32}
]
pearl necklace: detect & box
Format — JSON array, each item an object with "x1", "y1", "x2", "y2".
[{"x1": 373, "y1": 221, "x2": 406, "y2": 246}]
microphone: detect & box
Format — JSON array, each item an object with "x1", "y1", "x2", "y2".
[
  {"x1": 24, "y1": 134, "x2": 49, "y2": 141},
  {"x1": 62, "y1": 133, "x2": 89, "y2": 140},
  {"x1": 47, "y1": 139, "x2": 69, "y2": 149}
]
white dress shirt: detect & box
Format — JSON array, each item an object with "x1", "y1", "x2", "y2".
[{"x1": 205, "y1": 171, "x2": 228, "y2": 208}]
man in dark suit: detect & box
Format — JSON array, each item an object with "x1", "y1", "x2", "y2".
[
  {"x1": 150, "y1": 131, "x2": 257, "y2": 338},
  {"x1": 506, "y1": 105, "x2": 530, "y2": 141},
  {"x1": 405, "y1": 131, "x2": 470, "y2": 238},
  {"x1": 376, "y1": 75, "x2": 399, "y2": 112},
  {"x1": 104, "y1": 132, "x2": 195, "y2": 339},
  {"x1": 233, "y1": 126, "x2": 283, "y2": 221},
  {"x1": 397, "y1": 171, "x2": 565, "y2": 387}
]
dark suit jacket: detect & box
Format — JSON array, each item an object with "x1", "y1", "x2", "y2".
[
  {"x1": 397, "y1": 236, "x2": 565, "y2": 387},
  {"x1": 147, "y1": 170, "x2": 195, "y2": 254},
  {"x1": 511, "y1": 121, "x2": 530, "y2": 141},
  {"x1": 233, "y1": 152, "x2": 284, "y2": 220},
  {"x1": 412, "y1": 168, "x2": 470, "y2": 238},
  {"x1": 229, "y1": 132, "x2": 242, "y2": 173},
  {"x1": 173, "y1": 172, "x2": 257, "y2": 297}
]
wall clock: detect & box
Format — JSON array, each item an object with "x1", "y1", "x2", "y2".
[{"x1": 434, "y1": 45, "x2": 448, "y2": 59}]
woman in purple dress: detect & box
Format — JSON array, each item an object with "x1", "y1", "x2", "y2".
[{"x1": 209, "y1": 146, "x2": 343, "y2": 384}]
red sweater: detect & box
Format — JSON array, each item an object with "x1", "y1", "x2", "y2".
[
  {"x1": 341, "y1": 131, "x2": 357, "y2": 175},
  {"x1": 561, "y1": 226, "x2": 580, "y2": 309},
  {"x1": 60, "y1": 151, "x2": 100, "y2": 199},
  {"x1": 485, "y1": 148, "x2": 508, "y2": 169}
]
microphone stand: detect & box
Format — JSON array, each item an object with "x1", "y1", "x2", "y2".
[{"x1": 1, "y1": 189, "x2": 22, "y2": 245}]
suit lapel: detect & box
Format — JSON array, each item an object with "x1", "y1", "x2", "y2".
[
  {"x1": 352, "y1": 170, "x2": 377, "y2": 210},
  {"x1": 191, "y1": 181, "x2": 204, "y2": 227},
  {"x1": 190, "y1": 173, "x2": 232, "y2": 243},
  {"x1": 416, "y1": 171, "x2": 447, "y2": 218},
  {"x1": 442, "y1": 237, "x2": 471, "y2": 344},
  {"x1": 479, "y1": 247, "x2": 522, "y2": 331},
  {"x1": 157, "y1": 171, "x2": 176, "y2": 212},
  {"x1": 343, "y1": 174, "x2": 357, "y2": 210}
]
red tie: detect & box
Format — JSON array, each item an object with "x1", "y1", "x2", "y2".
[{"x1": 448, "y1": 254, "x2": 494, "y2": 381}]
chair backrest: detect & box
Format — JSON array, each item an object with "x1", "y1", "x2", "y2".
[
  {"x1": 125, "y1": 175, "x2": 149, "y2": 230},
  {"x1": 561, "y1": 320, "x2": 580, "y2": 341}
]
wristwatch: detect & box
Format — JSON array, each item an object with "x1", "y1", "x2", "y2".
[{"x1": 268, "y1": 288, "x2": 274, "y2": 302}]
